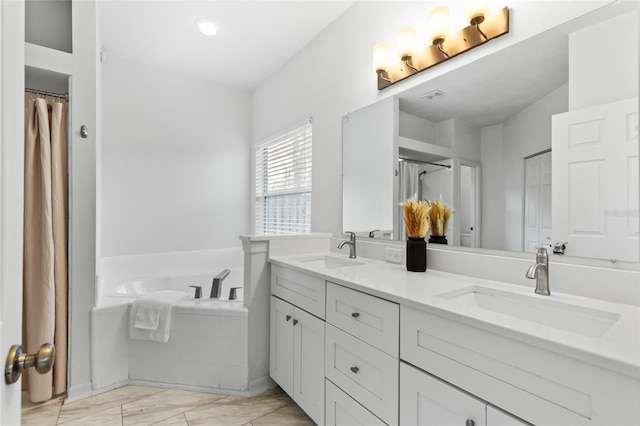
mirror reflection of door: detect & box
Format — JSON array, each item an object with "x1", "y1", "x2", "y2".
[
  {"x1": 524, "y1": 151, "x2": 552, "y2": 253},
  {"x1": 459, "y1": 163, "x2": 480, "y2": 248}
]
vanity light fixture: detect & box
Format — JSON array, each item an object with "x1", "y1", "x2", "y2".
[
  {"x1": 195, "y1": 18, "x2": 217, "y2": 36},
  {"x1": 428, "y1": 7, "x2": 451, "y2": 58},
  {"x1": 373, "y1": 3, "x2": 509, "y2": 90}
]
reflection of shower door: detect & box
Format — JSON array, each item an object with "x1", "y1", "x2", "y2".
[
  {"x1": 459, "y1": 162, "x2": 480, "y2": 248},
  {"x1": 524, "y1": 151, "x2": 552, "y2": 253}
]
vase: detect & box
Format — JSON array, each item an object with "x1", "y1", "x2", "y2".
[
  {"x1": 428, "y1": 235, "x2": 448, "y2": 245},
  {"x1": 406, "y1": 237, "x2": 426, "y2": 272}
]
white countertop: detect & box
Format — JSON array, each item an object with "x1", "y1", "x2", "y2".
[{"x1": 269, "y1": 252, "x2": 640, "y2": 379}]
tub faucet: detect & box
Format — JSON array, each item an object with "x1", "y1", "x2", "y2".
[
  {"x1": 526, "y1": 247, "x2": 550, "y2": 296},
  {"x1": 210, "y1": 269, "x2": 230, "y2": 299},
  {"x1": 338, "y1": 231, "x2": 357, "y2": 259}
]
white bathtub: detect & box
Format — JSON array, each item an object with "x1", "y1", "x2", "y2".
[
  {"x1": 91, "y1": 268, "x2": 251, "y2": 395},
  {"x1": 100, "y1": 269, "x2": 245, "y2": 305}
]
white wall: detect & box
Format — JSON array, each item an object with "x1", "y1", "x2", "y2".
[
  {"x1": 569, "y1": 9, "x2": 638, "y2": 110},
  {"x1": 502, "y1": 83, "x2": 568, "y2": 251},
  {"x1": 101, "y1": 56, "x2": 251, "y2": 257},
  {"x1": 399, "y1": 111, "x2": 436, "y2": 143},
  {"x1": 252, "y1": 1, "x2": 609, "y2": 235}
]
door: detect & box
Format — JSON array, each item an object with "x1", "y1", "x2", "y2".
[
  {"x1": 400, "y1": 363, "x2": 486, "y2": 426},
  {"x1": 524, "y1": 151, "x2": 552, "y2": 253},
  {"x1": 1, "y1": 1, "x2": 25, "y2": 424},
  {"x1": 552, "y1": 98, "x2": 639, "y2": 261},
  {"x1": 459, "y1": 162, "x2": 480, "y2": 248},
  {"x1": 293, "y1": 307, "x2": 324, "y2": 426},
  {"x1": 269, "y1": 296, "x2": 294, "y2": 396}
]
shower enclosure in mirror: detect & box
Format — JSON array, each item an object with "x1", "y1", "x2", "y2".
[{"x1": 342, "y1": 1, "x2": 639, "y2": 263}]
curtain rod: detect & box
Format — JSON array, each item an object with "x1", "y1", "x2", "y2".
[
  {"x1": 25, "y1": 88, "x2": 69, "y2": 101},
  {"x1": 399, "y1": 157, "x2": 452, "y2": 169}
]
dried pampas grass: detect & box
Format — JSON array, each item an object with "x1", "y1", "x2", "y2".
[
  {"x1": 426, "y1": 201, "x2": 453, "y2": 236},
  {"x1": 401, "y1": 200, "x2": 429, "y2": 238}
]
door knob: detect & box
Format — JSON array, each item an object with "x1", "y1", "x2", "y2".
[{"x1": 5, "y1": 343, "x2": 55, "y2": 384}]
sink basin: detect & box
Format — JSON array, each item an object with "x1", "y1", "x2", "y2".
[
  {"x1": 438, "y1": 286, "x2": 620, "y2": 338},
  {"x1": 298, "y1": 255, "x2": 365, "y2": 269}
]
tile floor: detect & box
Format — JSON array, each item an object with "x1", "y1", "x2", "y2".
[{"x1": 21, "y1": 385, "x2": 314, "y2": 425}]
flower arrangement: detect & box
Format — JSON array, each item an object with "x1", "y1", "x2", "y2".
[
  {"x1": 426, "y1": 200, "x2": 453, "y2": 237},
  {"x1": 400, "y1": 199, "x2": 429, "y2": 238}
]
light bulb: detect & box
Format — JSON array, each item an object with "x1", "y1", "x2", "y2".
[
  {"x1": 465, "y1": 0, "x2": 490, "y2": 24},
  {"x1": 373, "y1": 43, "x2": 391, "y2": 72},
  {"x1": 397, "y1": 27, "x2": 416, "y2": 59},
  {"x1": 428, "y1": 6, "x2": 450, "y2": 44}
]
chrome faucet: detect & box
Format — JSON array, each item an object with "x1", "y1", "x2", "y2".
[
  {"x1": 338, "y1": 231, "x2": 357, "y2": 259},
  {"x1": 526, "y1": 247, "x2": 550, "y2": 296},
  {"x1": 210, "y1": 269, "x2": 230, "y2": 299}
]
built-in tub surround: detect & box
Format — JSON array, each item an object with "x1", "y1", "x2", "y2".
[
  {"x1": 90, "y1": 246, "x2": 276, "y2": 397},
  {"x1": 91, "y1": 300, "x2": 248, "y2": 394}
]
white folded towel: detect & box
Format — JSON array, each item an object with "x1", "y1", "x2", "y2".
[{"x1": 130, "y1": 290, "x2": 190, "y2": 343}]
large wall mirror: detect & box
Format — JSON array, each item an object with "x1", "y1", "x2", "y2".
[{"x1": 343, "y1": 1, "x2": 639, "y2": 264}]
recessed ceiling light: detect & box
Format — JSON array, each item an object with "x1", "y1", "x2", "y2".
[{"x1": 195, "y1": 19, "x2": 217, "y2": 36}]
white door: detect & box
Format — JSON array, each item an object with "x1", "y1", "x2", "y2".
[
  {"x1": 459, "y1": 163, "x2": 480, "y2": 248},
  {"x1": 524, "y1": 151, "x2": 552, "y2": 253},
  {"x1": 293, "y1": 308, "x2": 325, "y2": 426},
  {"x1": 1, "y1": 1, "x2": 25, "y2": 424},
  {"x1": 552, "y1": 98, "x2": 639, "y2": 262}
]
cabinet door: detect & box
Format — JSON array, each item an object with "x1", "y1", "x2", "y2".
[
  {"x1": 293, "y1": 307, "x2": 325, "y2": 426},
  {"x1": 326, "y1": 379, "x2": 386, "y2": 426},
  {"x1": 270, "y1": 296, "x2": 294, "y2": 396},
  {"x1": 486, "y1": 406, "x2": 530, "y2": 426},
  {"x1": 400, "y1": 363, "x2": 486, "y2": 426}
]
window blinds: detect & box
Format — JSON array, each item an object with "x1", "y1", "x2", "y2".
[{"x1": 255, "y1": 121, "x2": 312, "y2": 235}]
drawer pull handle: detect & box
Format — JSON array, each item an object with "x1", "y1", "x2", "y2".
[
  {"x1": 351, "y1": 312, "x2": 360, "y2": 318},
  {"x1": 286, "y1": 315, "x2": 291, "y2": 322},
  {"x1": 350, "y1": 366, "x2": 359, "y2": 374},
  {"x1": 465, "y1": 420, "x2": 474, "y2": 426},
  {"x1": 293, "y1": 319, "x2": 299, "y2": 326}
]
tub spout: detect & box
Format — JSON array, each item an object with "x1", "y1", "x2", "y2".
[{"x1": 211, "y1": 269, "x2": 230, "y2": 299}]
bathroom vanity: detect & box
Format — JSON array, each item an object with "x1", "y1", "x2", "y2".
[{"x1": 268, "y1": 252, "x2": 640, "y2": 425}]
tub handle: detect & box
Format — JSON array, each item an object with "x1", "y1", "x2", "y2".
[
  {"x1": 189, "y1": 285, "x2": 202, "y2": 299},
  {"x1": 229, "y1": 287, "x2": 242, "y2": 300}
]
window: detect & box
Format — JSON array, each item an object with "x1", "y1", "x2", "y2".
[{"x1": 255, "y1": 120, "x2": 312, "y2": 235}]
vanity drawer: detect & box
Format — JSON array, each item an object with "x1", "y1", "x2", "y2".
[
  {"x1": 400, "y1": 305, "x2": 611, "y2": 425},
  {"x1": 326, "y1": 282, "x2": 399, "y2": 357},
  {"x1": 325, "y1": 379, "x2": 387, "y2": 426},
  {"x1": 325, "y1": 324, "x2": 398, "y2": 425},
  {"x1": 271, "y1": 264, "x2": 325, "y2": 319}
]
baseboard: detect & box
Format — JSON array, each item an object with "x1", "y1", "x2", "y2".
[
  {"x1": 247, "y1": 376, "x2": 277, "y2": 396},
  {"x1": 67, "y1": 382, "x2": 93, "y2": 400}
]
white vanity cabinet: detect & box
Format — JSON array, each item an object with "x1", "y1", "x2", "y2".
[{"x1": 270, "y1": 265, "x2": 326, "y2": 425}]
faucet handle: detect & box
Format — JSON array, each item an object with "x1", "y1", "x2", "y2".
[
  {"x1": 189, "y1": 285, "x2": 202, "y2": 299},
  {"x1": 345, "y1": 231, "x2": 356, "y2": 242}
]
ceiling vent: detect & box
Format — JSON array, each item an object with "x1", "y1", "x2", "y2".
[{"x1": 421, "y1": 90, "x2": 447, "y2": 100}]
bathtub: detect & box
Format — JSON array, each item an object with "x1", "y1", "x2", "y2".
[{"x1": 91, "y1": 269, "x2": 252, "y2": 395}]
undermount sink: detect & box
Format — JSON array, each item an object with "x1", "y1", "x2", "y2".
[
  {"x1": 298, "y1": 255, "x2": 365, "y2": 269},
  {"x1": 438, "y1": 286, "x2": 621, "y2": 338}
]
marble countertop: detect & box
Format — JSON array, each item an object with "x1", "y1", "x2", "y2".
[{"x1": 269, "y1": 252, "x2": 640, "y2": 379}]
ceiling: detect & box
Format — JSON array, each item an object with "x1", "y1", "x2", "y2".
[
  {"x1": 99, "y1": 0, "x2": 355, "y2": 89},
  {"x1": 397, "y1": 25, "x2": 570, "y2": 129}
]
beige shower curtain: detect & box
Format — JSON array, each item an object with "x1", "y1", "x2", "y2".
[{"x1": 23, "y1": 93, "x2": 68, "y2": 402}]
